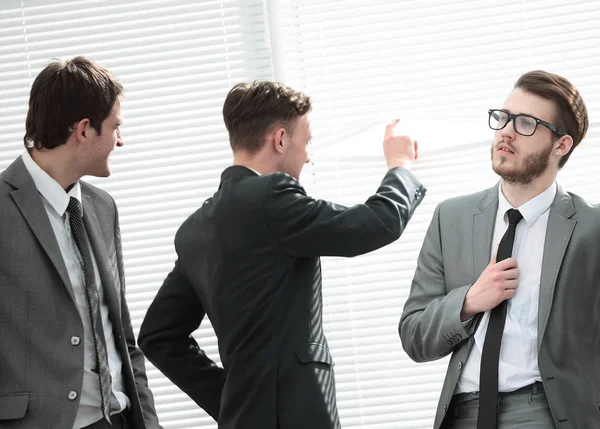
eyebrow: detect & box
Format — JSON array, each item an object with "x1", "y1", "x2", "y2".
[{"x1": 501, "y1": 108, "x2": 536, "y2": 117}]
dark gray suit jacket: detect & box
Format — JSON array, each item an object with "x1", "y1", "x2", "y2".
[
  {"x1": 0, "y1": 156, "x2": 161, "y2": 429},
  {"x1": 400, "y1": 183, "x2": 600, "y2": 429},
  {"x1": 138, "y1": 165, "x2": 425, "y2": 429}
]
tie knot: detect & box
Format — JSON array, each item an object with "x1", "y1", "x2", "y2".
[
  {"x1": 67, "y1": 197, "x2": 82, "y2": 217},
  {"x1": 507, "y1": 208, "x2": 523, "y2": 225}
]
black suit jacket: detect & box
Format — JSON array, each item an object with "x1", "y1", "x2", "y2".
[
  {"x1": 138, "y1": 166, "x2": 425, "y2": 429},
  {"x1": 0, "y1": 157, "x2": 161, "y2": 429}
]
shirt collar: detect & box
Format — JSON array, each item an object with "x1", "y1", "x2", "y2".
[
  {"x1": 497, "y1": 180, "x2": 556, "y2": 225},
  {"x1": 21, "y1": 150, "x2": 83, "y2": 217}
]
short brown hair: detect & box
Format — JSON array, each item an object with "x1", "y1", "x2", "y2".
[
  {"x1": 24, "y1": 56, "x2": 124, "y2": 150},
  {"x1": 515, "y1": 70, "x2": 588, "y2": 167},
  {"x1": 222, "y1": 81, "x2": 311, "y2": 153}
]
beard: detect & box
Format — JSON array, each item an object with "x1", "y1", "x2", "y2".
[{"x1": 491, "y1": 141, "x2": 553, "y2": 186}]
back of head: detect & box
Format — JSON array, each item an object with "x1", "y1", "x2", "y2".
[
  {"x1": 514, "y1": 70, "x2": 588, "y2": 167},
  {"x1": 24, "y1": 56, "x2": 124, "y2": 150},
  {"x1": 222, "y1": 81, "x2": 311, "y2": 153}
]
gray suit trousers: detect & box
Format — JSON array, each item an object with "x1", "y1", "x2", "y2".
[{"x1": 444, "y1": 383, "x2": 554, "y2": 429}]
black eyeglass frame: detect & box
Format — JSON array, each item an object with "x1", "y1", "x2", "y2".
[{"x1": 488, "y1": 109, "x2": 567, "y2": 137}]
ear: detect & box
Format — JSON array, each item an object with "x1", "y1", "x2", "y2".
[
  {"x1": 272, "y1": 127, "x2": 286, "y2": 154},
  {"x1": 554, "y1": 134, "x2": 573, "y2": 157},
  {"x1": 73, "y1": 118, "x2": 92, "y2": 144}
]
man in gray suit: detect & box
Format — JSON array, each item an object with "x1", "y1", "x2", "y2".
[
  {"x1": 400, "y1": 70, "x2": 598, "y2": 429},
  {"x1": 0, "y1": 57, "x2": 162, "y2": 429}
]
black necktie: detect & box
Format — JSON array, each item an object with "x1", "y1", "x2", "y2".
[
  {"x1": 67, "y1": 197, "x2": 113, "y2": 422},
  {"x1": 477, "y1": 208, "x2": 523, "y2": 429}
]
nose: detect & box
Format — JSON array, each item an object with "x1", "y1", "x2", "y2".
[
  {"x1": 116, "y1": 129, "x2": 124, "y2": 147},
  {"x1": 305, "y1": 154, "x2": 311, "y2": 164},
  {"x1": 500, "y1": 119, "x2": 516, "y2": 141}
]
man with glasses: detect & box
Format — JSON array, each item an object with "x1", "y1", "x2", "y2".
[{"x1": 399, "y1": 70, "x2": 599, "y2": 429}]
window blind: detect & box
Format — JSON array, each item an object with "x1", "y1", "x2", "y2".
[
  {"x1": 271, "y1": 0, "x2": 600, "y2": 427},
  {"x1": 0, "y1": 1, "x2": 272, "y2": 428}
]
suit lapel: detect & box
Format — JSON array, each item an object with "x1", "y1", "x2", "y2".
[
  {"x1": 538, "y1": 187, "x2": 576, "y2": 349},
  {"x1": 82, "y1": 194, "x2": 122, "y2": 323},
  {"x1": 6, "y1": 158, "x2": 76, "y2": 304},
  {"x1": 472, "y1": 186, "x2": 499, "y2": 282}
]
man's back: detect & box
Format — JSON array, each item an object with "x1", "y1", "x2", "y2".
[
  {"x1": 177, "y1": 166, "x2": 330, "y2": 359},
  {"x1": 175, "y1": 166, "x2": 343, "y2": 428},
  {"x1": 140, "y1": 164, "x2": 425, "y2": 429}
]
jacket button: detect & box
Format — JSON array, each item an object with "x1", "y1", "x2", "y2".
[
  {"x1": 70, "y1": 336, "x2": 81, "y2": 346},
  {"x1": 458, "y1": 361, "x2": 463, "y2": 370},
  {"x1": 68, "y1": 391, "x2": 78, "y2": 400},
  {"x1": 443, "y1": 404, "x2": 448, "y2": 413}
]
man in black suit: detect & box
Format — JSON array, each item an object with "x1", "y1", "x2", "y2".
[{"x1": 138, "y1": 81, "x2": 426, "y2": 429}]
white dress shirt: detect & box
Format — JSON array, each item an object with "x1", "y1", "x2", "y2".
[
  {"x1": 22, "y1": 151, "x2": 128, "y2": 428},
  {"x1": 456, "y1": 181, "x2": 556, "y2": 394}
]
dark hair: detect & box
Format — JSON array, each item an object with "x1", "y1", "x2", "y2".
[
  {"x1": 24, "y1": 56, "x2": 124, "y2": 150},
  {"x1": 515, "y1": 70, "x2": 588, "y2": 167},
  {"x1": 222, "y1": 81, "x2": 311, "y2": 153}
]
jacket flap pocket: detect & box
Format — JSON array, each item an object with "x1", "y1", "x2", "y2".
[
  {"x1": 0, "y1": 392, "x2": 29, "y2": 420},
  {"x1": 293, "y1": 343, "x2": 333, "y2": 366}
]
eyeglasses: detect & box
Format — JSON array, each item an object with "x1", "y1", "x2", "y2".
[{"x1": 488, "y1": 109, "x2": 567, "y2": 137}]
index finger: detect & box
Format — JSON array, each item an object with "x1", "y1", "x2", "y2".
[
  {"x1": 496, "y1": 257, "x2": 518, "y2": 269},
  {"x1": 384, "y1": 119, "x2": 400, "y2": 138}
]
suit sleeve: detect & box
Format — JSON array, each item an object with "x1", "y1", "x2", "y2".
[
  {"x1": 399, "y1": 203, "x2": 481, "y2": 363},
  {"x1": 264, "y1": 167, "x2": 426, "y2": 257},
  {"x1": 113, "y1": 202, "x2": 163, "y2": 429},
  {"x1": 137, "y1": 261, "x2": 225, "y2": 421}
]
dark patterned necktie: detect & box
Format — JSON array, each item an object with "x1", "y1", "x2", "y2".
[
  {"x1": 477, "y1": 208, "x2": 523, "y2": 429},
  {"x1": 67, "y1": 197, "x2": 112, "y2": 422}
]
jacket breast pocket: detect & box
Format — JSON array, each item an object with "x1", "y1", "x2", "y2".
[
  {"x1": 293, "y1": 342, "x2": 334, "y2": 366},
  {"x1": 0, "y1": 392, "x2": 28, "y2": 420}
]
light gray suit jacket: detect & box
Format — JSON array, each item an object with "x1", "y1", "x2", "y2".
[
  {"x1": 399, "y1": 183, "x2": 600, "y2": 429},
  {"x1": 0, "y1": 157, "x2": 161, "y2": 429}
]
